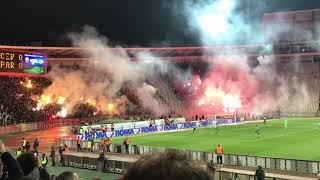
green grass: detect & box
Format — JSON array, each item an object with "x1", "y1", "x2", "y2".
[
  {"x1": 111, "y1": 118, "x2": 320, "y2": 161},
  {"x1": 24, "y1": 67, "x2": 44, "y2": 74}
]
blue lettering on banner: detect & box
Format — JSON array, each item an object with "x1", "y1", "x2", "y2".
[
  {"x1": 156, "y1": 125, "x2": 162, "y2": 132},
  {"x1": 183, "y1": 122, "x2": 196, "y2": 129},
  {"x1": 164, "y1": 124, "x2": 178, "y2": 131},
  {"x1": 80, "y1": 119, "x2": 240, "y2": 140},
  {"x1": 133, "y1": 128, "x2": 141, "y2": 134},
  {"x1": 141, "y1": 126, "x2": 157, "y2": 133},
  {"x1": 83, "y1": 133, "x2": 95, "y2": 140},
  {"x1": 96, "y1": 131, "x2": 107, "y2": 139},
  {"x1": 177, "y1": 123, "x2": 184, "y2": 129},
  {"x1": 115, "y1": 129, "x2": 134, "y2": 137}
]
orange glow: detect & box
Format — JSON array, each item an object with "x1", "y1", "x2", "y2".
[
  {"x1": 86, "y1": 98, "x2": 96, "y2": 106},
  {"x1": 107, "y1": 103, "x2": 114, "y2": 111},
  {"x1": 199, "y1": 86, "x2": 242, "y2": 113},
  {"x1": 21, "y1": 79, "x2": 33, "y2": 89},
  {"x1": 57, "y1": 96, "x2": 66, "y2": 105}
]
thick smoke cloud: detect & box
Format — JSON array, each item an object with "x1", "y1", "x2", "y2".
[
  {"x1": 181, "y1": 0, "x2": 313, "y2": 115},
  {"x1": 39, "y1": 26, "x2": 188, "y2": 116},
  {"x1": 184, "y1": 0, "x2": 260, "y2": 45},
  {"x1": 38, "y1": 0, "x2": 315, "y2": 117}
]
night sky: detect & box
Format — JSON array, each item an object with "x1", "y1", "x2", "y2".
[{"x1": 0, "y1": 0, "x2": 320, "y2": 47}]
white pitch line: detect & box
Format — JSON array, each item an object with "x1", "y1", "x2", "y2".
[{"x1": 250, "y1": 127, "x2": 318, "y2": 142}]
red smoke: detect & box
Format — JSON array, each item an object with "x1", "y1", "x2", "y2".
[{"x1": 190, "y1": 56, "x2": 260, "y2": 115}]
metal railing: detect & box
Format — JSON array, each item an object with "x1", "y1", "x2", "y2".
[
  {"x1": 59, "y1": 139, "x2": 320, "y2": 175},
  {"x1": 60, "y1": 153, "x2": 288, "y2": 180}
]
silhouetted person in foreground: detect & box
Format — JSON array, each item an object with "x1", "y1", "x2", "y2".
[
  {"x1": 57, "y1": 171, "x2": 80, "y2": 180},
  {"x1": 17, "y1": 152, "x2": 50, "y2": 180},
  {"x1": 122, "y1": 152, "x2": 212, "y2": 180}
]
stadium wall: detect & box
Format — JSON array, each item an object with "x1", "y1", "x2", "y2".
[{"x1": 0, "y1": 117, "x2": 104, "y2": 136}]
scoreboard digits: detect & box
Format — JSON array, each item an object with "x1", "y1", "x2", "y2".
[
  {"x1": 0, "y1": 50, "x2": 46, "y2": 76},
  {"x1": 0, "y1": 52, "x2": 22, "y2": 70}
]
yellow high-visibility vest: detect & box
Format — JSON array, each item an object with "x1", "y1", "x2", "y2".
[
  {"x1": 79, "y1": 128, "x2": 83, "y2": 134},
  {"x1": 16, "y1": 150, "x2": 22, "y2": 157},
  {"x1": 22, "y1": 140, "x2": 27, "y2": 147},
  {"x1": 41, "y1": 157, "x2": 47, "y2": 165},
  {"x1": 87, "y1": 141, "x2": 92, "y2": 148}
]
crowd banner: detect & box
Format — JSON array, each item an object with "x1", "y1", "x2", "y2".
[{"x1": 80, "y1": 118, "x2": 240, "y2": 141}]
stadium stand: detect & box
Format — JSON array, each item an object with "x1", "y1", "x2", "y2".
[{"x1": 276, "y1": 61, "x2": 320, "y2": 116}]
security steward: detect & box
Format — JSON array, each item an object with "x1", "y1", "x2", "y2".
[
  {"x1": 105, "y1": 137, "x2": 111, "y2": 152},
  {"x1": 123, "y1": 137, "x2": 130, "y2": 154},
  {"x1": 87, "y1": 138, "x2": 93, "y2": 152},
  {"x1": 77, "y1": 137, "x2": 82, "y2": 152},
  {"x1": 41, "y1": 153, "x2": 48, "y2": 168},
  {"x1": 21, "y1": 138, "x2": 27, "y2": 152},
  {"x1": 100, "y1": 138, "x2": 105, "y2": 153},
  {"x1": 79, "y1": 127, "x2": 84, "y2": 135},
  {"x1": 16, "y1": 147, "x2": 22, "y2": 157},
  {"x1": 215, "y1": 144, "x2": 223, "y2": 166}
]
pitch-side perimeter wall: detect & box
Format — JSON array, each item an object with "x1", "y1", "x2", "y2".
[
  {"x1": 0, "y1": 117, "x2": 104, "y2": 136},
  {"x1": 80, "y1": 118, "x2": 241, "y2": 141}
]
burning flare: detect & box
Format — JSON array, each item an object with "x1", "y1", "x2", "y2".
[
  {"x1": 20, "y1": 80, "x2": 33, "y2": 89},
  {"x1": 198, "y1": 86, "x2": 242, "y2": 113}
]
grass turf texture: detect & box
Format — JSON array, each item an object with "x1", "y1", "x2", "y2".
[{"x1": 110, "y1": 118, "x2": 320, "y2": 161}]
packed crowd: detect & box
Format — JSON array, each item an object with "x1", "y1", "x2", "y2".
[
  {"x1": 0, "y1": 77, "x2": 50, "y2": 126},
  {"x1": 0, "y1": 139, "x2": 90, "y2": 180},
  {"x1": 0, "y1": 76, "x2": 170, "y2": 126}
]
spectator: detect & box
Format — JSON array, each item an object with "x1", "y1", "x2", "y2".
[
  {"x1": 255, "y1": 166, "x2": 265, "y2": 180},
  {"x1": 97, "y1": 151, "x2": 106, "y2": 173},
  {"x1": 51, "y1": 175, "x2": 57, "y2": 180},
  {"x1": 16, "y1": 152, "x2": 50, "y2": 180},
  {"x1": 206, "y1": 160, "x2": 216, "y2": 174},
  {"x1": 0, "y1": 157, "x2": 3, "y2": 179},
  {"x1": 57, "y1": 172, "x2": 79, "y2": 180},
  {"x1": 50, "y1": 146, "x2": 56, "y2": 166},
  {"x1": 0, "y1": 140, "x2": 24, "y2": 180},
  {"x1": 122, "y1": 152, "x2": 211, "y2": 180}
]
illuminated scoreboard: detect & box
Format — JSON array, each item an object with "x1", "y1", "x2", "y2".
[{"x1": 0, "y1": 50, "x2": 46, "y2": 76}]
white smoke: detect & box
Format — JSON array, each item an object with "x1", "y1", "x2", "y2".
[
  {"x1": 40, "y1": 26, "x2": 188, "y2": 116},
  {"x1": 182, "y1": 0, "x2": 315, "y2": 115}
]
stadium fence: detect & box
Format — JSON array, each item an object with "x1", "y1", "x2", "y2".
[{"x1": 60, "y1": 139, "x2": 320, "y2": 175}]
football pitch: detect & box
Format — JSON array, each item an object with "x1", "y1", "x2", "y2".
[{"x1": 111, "y1": 118, "x2": 320, "y2": 161}]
